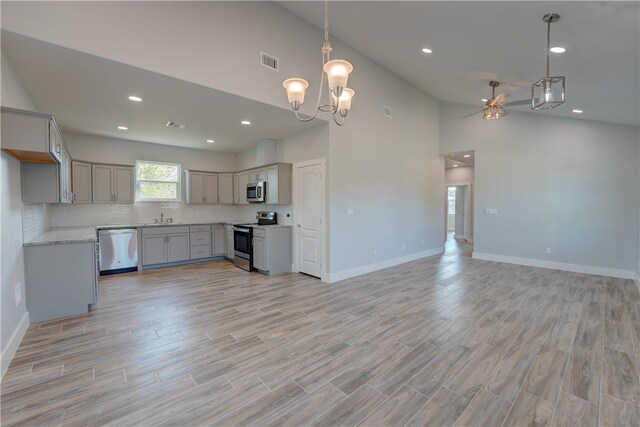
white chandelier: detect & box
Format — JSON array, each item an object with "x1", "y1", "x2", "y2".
[{"x1": 282, "y1": 1, "x2": 355, "y2": 126}]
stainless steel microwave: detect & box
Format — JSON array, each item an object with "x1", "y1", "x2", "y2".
[{"x1": 247, "y1": 181, "x2": 266, "y2": 203}]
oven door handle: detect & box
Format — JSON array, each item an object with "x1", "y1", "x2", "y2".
[{"x1": 234, "y1": 228, "x2": 250, "y2": 233}]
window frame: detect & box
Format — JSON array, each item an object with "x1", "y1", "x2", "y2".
[{"x1": 135, "y1": 160, "x2": 182, "y2": 202}]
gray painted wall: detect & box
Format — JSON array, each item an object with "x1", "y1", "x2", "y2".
[
  {"x1": 1, "y1": 50, "x2": 34, "y2": 374},
  {"x1": 440, "y1": 102, "x2": 640, "y2": 274},
  {"x1": 64, "y1": 133, "x2": 237, "y2": 172}
]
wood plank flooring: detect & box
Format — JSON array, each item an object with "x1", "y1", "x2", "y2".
[{"x1": 2, "y1": 238, "x2": 639, "y2": 426}]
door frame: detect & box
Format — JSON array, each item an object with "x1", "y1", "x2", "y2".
[
  {"x1": 445, "y1": 181, "x2": 472, "y2": 242},
  {"x1": 292, "y1": 158, "x2": 327, "y2": 282}
]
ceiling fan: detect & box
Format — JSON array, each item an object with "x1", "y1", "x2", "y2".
[{"x1": 463, "y1": 81, "x2": 530, "y2": 120}]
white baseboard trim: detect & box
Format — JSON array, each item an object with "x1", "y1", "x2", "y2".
[
  {"x1": 328, "y1": 247, "x2": 445, "y2": 284},
  {"x1": 472, "y1": 252, "x2": 635, "y2": 280},
  {"x1": 1, "y1": 311, "x2": 30, "y2": 379}
]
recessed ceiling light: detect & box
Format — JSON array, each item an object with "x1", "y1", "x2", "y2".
[
  {"x1": 453, "y1": 164, "x2": 459, "y2": 167},
  {"x1": 464, "y1": 154, "x2": 471, "y2": 158},
  {"x1": 241, "y1": 120, "x2": 251, "y2": 125},
  {"x1": 117, "y1": 126, "x2": 128, "y2": 130},
  {"x1": 206, "y1": 139, "x2": 215, "y2": 143},
  {"x1": 421, "y1": 48, "x2": 433, "y2": 54},
  {"x1": 482, "y1": 98, "x2": 488, "y2": 102},
  {"x1": 572, "y1": 109, "x2": 583, "y2": 114},
  {"x1": 550, "y1": 47, "x2": 566, "y2": 53},
  {"x1": 128, "y1": 95, "x2": 143, "y2": 102}
]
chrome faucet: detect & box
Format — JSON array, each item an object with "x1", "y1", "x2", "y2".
[{"x1": 160, "y1": 212, "x2": 164, "y2": 223}]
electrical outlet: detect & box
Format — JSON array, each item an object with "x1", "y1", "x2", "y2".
[
  {"x1": 14, "y1": 282, "x2": 21, "y2": 306},
  {"x1": 546, "y1": 248, "x2": 551, "y2": 254}
]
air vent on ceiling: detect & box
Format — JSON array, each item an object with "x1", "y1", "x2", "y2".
[
  {"x1": 165, "y1": 121, "x2": 187, "y2": 130},
  {"x1": 383, "y1": 106, "x2": 392, "y2": 118},
  {"x1": 260, "y1": 51, "x2": 279, "y2": 71}
]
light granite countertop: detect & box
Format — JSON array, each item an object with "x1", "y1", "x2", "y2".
[
  {"x1": 23, "y1": 220, "x2": 270, "y2": 246},
  {"x1": 24, "y1": 227, "x2": 98, "y2": 246}
]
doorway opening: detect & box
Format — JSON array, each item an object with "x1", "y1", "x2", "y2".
[{"x1": 444, "y1": 150, "x2": 475, "y2": 256}]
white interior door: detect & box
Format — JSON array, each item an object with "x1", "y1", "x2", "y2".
[{"x1": 294, "y1": 159, "x2": 325, "y2": 279}]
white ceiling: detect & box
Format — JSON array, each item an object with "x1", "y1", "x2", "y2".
[
  {"x1": 279, "y1": 1, "x2": 640, "y2": 127},
  {"x1": 1, "y1": 31, "x2": 325, "y2": 153}
]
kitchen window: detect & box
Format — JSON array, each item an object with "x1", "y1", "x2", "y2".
[{"x1": 135, "y1": 160, "x2": 182, "y2": 201}]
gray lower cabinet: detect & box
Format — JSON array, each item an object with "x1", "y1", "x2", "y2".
[
  {"x1": 189, "y1": 225, "x2": 211, "y2": 260},
  {"x1": 225, "y1": 225, "x2": 235, "y2": 259},
  {"x1": 252, "y1": 226, "x2": 292, "y2": 275},
  {"x1": 212, "y1": 225, "x2": 226, "y2": 255},
  {"x1": 142, "y1": 226, "x2": 190, "y2": 266},
  {"x1": 24, "y1": 241, "x2": 97, "y2": 322}
]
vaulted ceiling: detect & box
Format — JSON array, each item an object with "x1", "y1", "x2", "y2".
[{"x1": 279, "y1": 1, "x2": 639, "y2": 126}]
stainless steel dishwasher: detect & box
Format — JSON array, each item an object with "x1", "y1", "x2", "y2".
[{"x1": 98, "y1": 229, "x2": 138, "y2": 275}]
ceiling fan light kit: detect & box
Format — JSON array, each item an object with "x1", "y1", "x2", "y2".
[
  {"x1": 531, "y1": 13, "x2": 566, "y2": 110},
  {"x1": 282, "y1": 1, "x2": 355, "y2": 126}
]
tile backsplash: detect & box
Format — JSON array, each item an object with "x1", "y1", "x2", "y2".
[
  {"x1": 48, "y1": 202, "x2": 294, "y2": 227},
  {"x1": 23, "y1": 204, "x2": 50, "y2": 241}
]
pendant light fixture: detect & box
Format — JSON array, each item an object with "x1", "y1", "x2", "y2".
[
  {"x1": 531, "y1": 13, "x2": 565, "y2": 110},
  {"x1": 483, "y1": 81, "x2": 505, "y2": 120},
  {"x1": 282, "y1": 1, "x2": 355, "y2": 126}
]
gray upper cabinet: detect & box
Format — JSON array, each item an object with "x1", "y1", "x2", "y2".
[
  {"x1": 72, "y1": 161, "x2": 92, "y2": 203},
  {"x1": 218, "y1": 173, "x2": 234, "y2": 204},
  {"x1": 265, "y1": 164, "x2": 292, "y2": 205},
  {"x1": 20, "y1": 148, "x2": 73, "y2": 204},
  {"x1": 248, "y1": 168, "x2": 266, "y2": 183},
  {"x1": 1, "y1": 107, "x2": 63, "y2": 164},
  {"x1": 92, "y1": 164, "x2": 134, "y2": 204},
  {"x1": 235, "y1": 172, "x2": 249, "y2": 204},
  {"x1": 185, "y1": 170, "x2": 219, "y2": 204}
]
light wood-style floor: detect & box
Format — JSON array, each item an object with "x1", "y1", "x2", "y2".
[{"x1": 2, "y1": 238, "x2": 639, "y2": 426}]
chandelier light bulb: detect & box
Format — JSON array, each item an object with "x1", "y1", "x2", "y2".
[
  {"x1": 324, "y1": 60, "x2": 353, "y2": 98},
  {"x1": 283, "y1": 78, "x2": 309, "y2": 111},
  {"x1": 337, "y1": 88, "x2": 355, "y2": 117}
]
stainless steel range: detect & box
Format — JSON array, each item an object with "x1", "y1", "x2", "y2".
[{"x1": 233, "y1": 211, "x2": 277, "y2": 271}]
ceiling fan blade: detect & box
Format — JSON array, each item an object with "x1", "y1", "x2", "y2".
[
  {"x1": 504, "y1": 99, "x2": 530, "y2": 107},
  {"x1": 462, "y1": 110, "x2": 483, "y2": 119},
  {"x1": 491, "y1": 93, "x2": 509, "y2": 105}
]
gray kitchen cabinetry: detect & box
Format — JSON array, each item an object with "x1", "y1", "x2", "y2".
[
  {"x1": 265, "y1": 164, "x2": 292, "y2": 205},
  {"x1": 1, "y1": 107, "x2": 63, "y2": 163},
  {"x1": 92, "y1": 164, "x2": 134, "y2": 204},
  {"x1": 212, "y1": 225, "x2": 226, "y2": 256},
  {"x1": 72, "y1": 161, "x2": 92, "y2": 203},
  {"x1": 247, "y1": 168, "x2": 266, "y2": 183},
  {"x1": 252, "y1": 226, "x2": 292, "y2": 275},
  {"x1": 24, "y1": 241, "x2": 98, "y2": 322},
  {"x1": 189, "y1": 225, "x2": 211, "y2": 259},
  {"x1": 185, "y1": 170, "x2": 219, "y2": 204},
  {"x1": 218, "y1": 174, "x2": 234, "y2": 204},
  {"x1": 142, "y1": 226, "x2": 190, "y2": 266},
  {"x1": 225, "y1": 224, "x2": 235, "y2": 259},
  {"x1": 20, "y1": 146, "x2": 72, "y2": 204},
  {"x1": 235, "y1": 172, "x2": 249, "y2": 204}
]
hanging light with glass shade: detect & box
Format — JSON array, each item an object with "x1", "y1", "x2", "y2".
[
  {"x1": 282, "y1": 1, "x2": 355, "y2": 126},
  {"x1": 531, "y1": 13, "x2": 565, "y2": 110}
]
